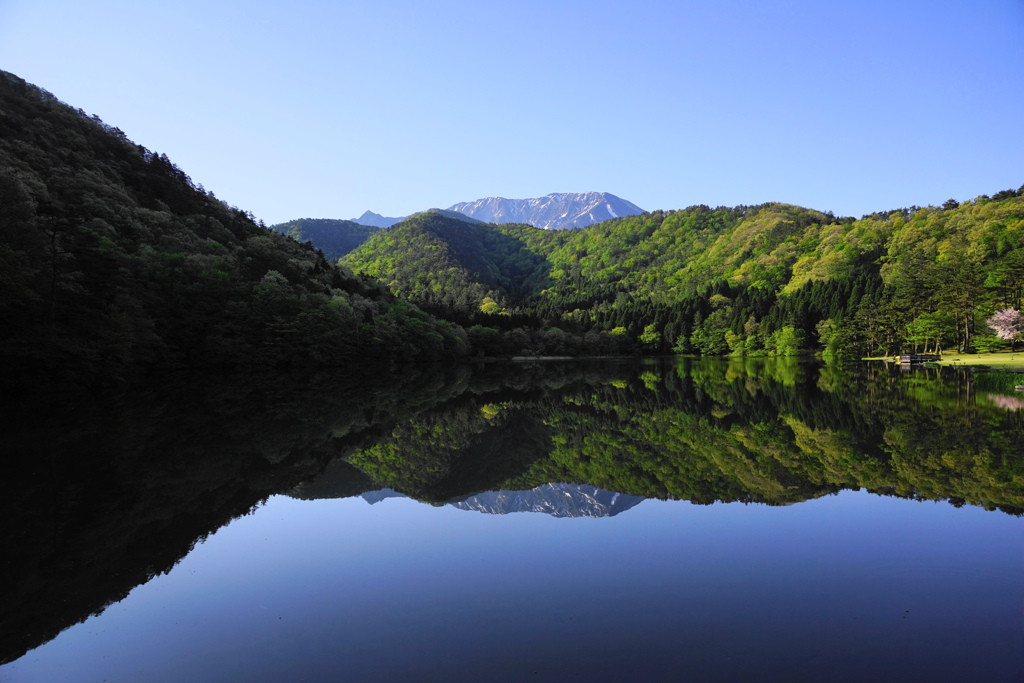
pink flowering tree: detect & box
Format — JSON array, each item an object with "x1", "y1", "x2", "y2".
[{"x1": 986, "y1": 308, "x2": 1024, "y2": 347}]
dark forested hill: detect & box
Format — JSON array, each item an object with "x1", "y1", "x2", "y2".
[
  {"x1": 0, "y1": 70, "x2": 468, "y2": 381},
  {"x1": 268, "y1": 218, "x2": 379, "y2": 262}
]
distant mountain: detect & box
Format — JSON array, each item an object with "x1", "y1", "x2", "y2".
[
  {"x1": 349, "y1": 193, "x2": 644, "y2": 231},
  {"x1": 269, "y1": 218, "x2": 379, "y2": 261},
  {"x1": 351, "y1": 210, "x2": 404, "y2": 228},
  {"x1": 360, "y1": 489, "x2": 406, "y2": 504},
  {"x1": 448, "y1": 192, "x2": 644, "y2": 230},
  {"x1": 289, "y1": 479, "x2": 646, "y2": 518},
  {"x1": 449, "y1": 483, "x2": 646, "y2": 518}
]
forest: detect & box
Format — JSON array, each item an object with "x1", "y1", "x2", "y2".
[
  {"x1": 324, "y1": 359, "x2": 1024, "y2": 513},
  {"x1": 340, "y1": 196, "x2": 1024, "y2": 359},
  {"x1": 2, "y1": 66, "x2": 1022, "y2": 377},
  {"x1": 0, "y1": 70, "x2": 468, "y2": 383}
]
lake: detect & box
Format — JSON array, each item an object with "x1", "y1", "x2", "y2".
[{"x1": 1, "y1": 359, "x2": 1022, "y2": 681}]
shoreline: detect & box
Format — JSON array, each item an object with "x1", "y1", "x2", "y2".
[{"x1": 865, "y1": 352, "x2": 1024, "y2": 373}]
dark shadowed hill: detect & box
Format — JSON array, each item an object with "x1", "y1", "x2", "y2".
[
  {"x1": 0, "y1": 70, "x2": 468, "y2": 381},
  {"x1": 269, "y1": 217, "x2": 379, "y2": 262}
]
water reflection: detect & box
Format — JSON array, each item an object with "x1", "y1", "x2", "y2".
[
  {"x1": 1, "y1": 359, "x2": 1022, "y2": 669},
  {"x1": 449, "y1": 483, "x2": 646, "y2": 517},
  {"x1": 325, "y1": 483, "x2": 647, "y2": 518},
  {"x1": 332, "y1": 358, "x2": 1024, "y2": 513}
]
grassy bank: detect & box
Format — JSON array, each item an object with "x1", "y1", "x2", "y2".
[
  {"x1": 864, "y1": 351, "x2": 1024, "y2": 373},
  {"x1": 935, "y1": 352, "x2": 1024, "y2": 372}
]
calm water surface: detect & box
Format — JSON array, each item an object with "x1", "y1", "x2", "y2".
[{"x1": 2, "y1": 359, "x2": 1022, "y2": 681}]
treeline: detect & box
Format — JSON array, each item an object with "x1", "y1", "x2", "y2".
[{"x1": 342, "y1": 195, "x2": 1024, "y2": 357}]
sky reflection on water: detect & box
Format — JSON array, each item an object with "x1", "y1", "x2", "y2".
[{"x1": 7, "y1": 487, "x2": 1021, "y2": 682}]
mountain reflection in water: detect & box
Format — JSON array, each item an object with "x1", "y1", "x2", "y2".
[
  {"x1": 2, "y1": 358, "x2": 1022, "y2": 678},
  {"x1": 448, "y1": 483, "x2": 645, "y2": 517},
  {"x1": 331, "y1": 483, "x2": 647, "y2": 518}
]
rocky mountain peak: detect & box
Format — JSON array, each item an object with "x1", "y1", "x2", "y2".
[{"x1": 447, "y1": 192, "x2": 644, "y2": 230}]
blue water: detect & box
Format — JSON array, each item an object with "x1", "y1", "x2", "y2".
[
  {"x1": 4, "y1": 359, "x2": 1022, "y2": 681},
  {"x1": 6, "y1": 488, "x2": 1020, "y2": 682}
]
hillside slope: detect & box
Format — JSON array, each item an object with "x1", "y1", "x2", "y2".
[
  {"x1": 0, "y1": 70, "x2": 467, "y2": 380},
  {"x1": 345, "y1": 195, "x2": 1024, "y2": 357},
  {"x1": 341, "y1": 210, "x2": 546, "y2": 322},
  {"x1": 269, "y1": 217, "x2": 379, "y2": 262}
]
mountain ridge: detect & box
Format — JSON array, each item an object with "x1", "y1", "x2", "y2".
[
  {"x1": 348, "y1": 192, "x2": 645, "y2": 230},
  {"x1": 448, "y1": 191, "x2": 644, "y2": 229},
  {"x1": 448, "y1": 483, "x2": 646, "y2": 518},
  {"x1": 351, "y1": 210, "x2": 403, "y2": 228}
]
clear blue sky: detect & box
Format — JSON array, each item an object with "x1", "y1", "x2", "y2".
[{"x1": 1, "y1": 0, "x2": 1022, "y2": 224}]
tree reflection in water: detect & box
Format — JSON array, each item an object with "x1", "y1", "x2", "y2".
[{"x1": 2, "y1": 358, "x2": 1022, "y2": 666}]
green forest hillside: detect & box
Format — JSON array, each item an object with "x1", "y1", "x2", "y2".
[
  {"x1": 342, "y1": 210, "x2": 545, "y2": 315},
  {"x1": 0, "y1": 71, "x2": 468, "y2": 380},
  {"x1": 344, "y1": 194, "x2": 1024, "y2": 357},
  {"x1": 3, "y1": 66, "x2": 1020, "y2": 370}
]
